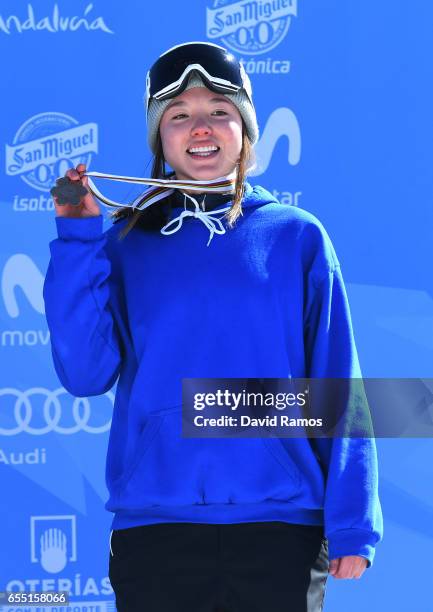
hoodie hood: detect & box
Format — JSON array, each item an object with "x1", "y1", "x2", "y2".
[
  {"x1": 240, "y1": 181, "x2": 279, "y2": 208},
  {"x1": 170, "y1": 181, "x2": 276, "y2": 212}
]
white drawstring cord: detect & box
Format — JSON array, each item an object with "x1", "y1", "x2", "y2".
[
  {"x1": 161, "y1": 192, "x2": 232, "y2": 247},
  {"x1": 109, "y1": 529, "x2": 114, "y2": 557}
]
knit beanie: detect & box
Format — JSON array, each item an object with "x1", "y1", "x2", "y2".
[{"x1": 146, "y1": 70, "x2": 259, "y2": 155}]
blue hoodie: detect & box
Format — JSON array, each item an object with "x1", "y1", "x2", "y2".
[{"x1": 43, "y1": 181, "x2": 383, "y2": 567}]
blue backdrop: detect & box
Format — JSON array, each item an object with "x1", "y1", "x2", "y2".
[{"x1": 1, "y1": 1, "x2": 432, "y2": 610}]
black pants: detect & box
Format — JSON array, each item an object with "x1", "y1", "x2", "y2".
[{"x1": 108, "y1": 521, "x2": 329, "y2": 612}]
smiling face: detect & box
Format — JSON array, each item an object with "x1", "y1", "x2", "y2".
[{"x1": 159, "y1": 86, "x2": 243, "y2": 182}]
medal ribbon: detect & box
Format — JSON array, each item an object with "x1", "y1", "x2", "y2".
[{"x1": 82, "y1": 171, "x2": 237, "y2": 212}]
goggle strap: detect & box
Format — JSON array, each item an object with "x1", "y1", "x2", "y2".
[{"x1": 152, "y1": 64, "x2": 241, "y2": 100}]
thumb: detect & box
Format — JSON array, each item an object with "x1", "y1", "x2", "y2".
[
  {"x1": 329, "y1": 558, "x2": 340, "y2": 575},
  {"x1": 76, "y1": 164, "x2": 89, "y2": 188}
]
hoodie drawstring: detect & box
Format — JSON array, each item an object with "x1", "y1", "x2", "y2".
[
  {"x1": 109, "y1": 529, "x2": 114, "y2": 557},
  {"x1": 161, "y1": 192, "x2": 232, "y2": 246}
]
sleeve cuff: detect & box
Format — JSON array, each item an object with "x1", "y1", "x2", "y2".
[
  {"x1": 55, "y1": 215, "x2": 104, "y2": 241},
  {"x1": 326, "y1": 528, "x2": 380, "y2": 569}
]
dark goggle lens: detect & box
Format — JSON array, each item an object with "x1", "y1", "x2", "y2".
[{"x1": 148, "y1": 43, "x2": 243, "y2": 100}]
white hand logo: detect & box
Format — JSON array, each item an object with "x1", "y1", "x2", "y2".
[{"x1": 40, "y1": 527, "x2": 67, "y2": 573}]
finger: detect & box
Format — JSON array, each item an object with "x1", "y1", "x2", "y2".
[
  {"x1": 337, "y1": 560, "x2": 357, "y2": 579},
  {"x1": 80, "y1": 173, "x2": 89, "y2": 188},
  {"x1": 331, "y1": 558, "x2": 348, "y2": 579},
  {"x1": 76, "y1": 164, "x2": 90, "y2": 188},
  {"x1": 334, "y1": 571, "x2": 354, "y2": 579},
  {"x1": 66, "y1": 168, "x2": 80, "y2": 181},
  {"x1": 357, "y1": 557, "x2": 368, "y2": 570},
  {"x1": 353, "y1": 560, "x2": 367, "y2": 579},
  {"x1": 328, "y1": 558, "x2": 340, "y2": 575},
  {"x1": 81, "y1": 189, "x2": 95, "y2": 208}
]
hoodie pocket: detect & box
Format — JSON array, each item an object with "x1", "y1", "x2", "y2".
[{"x1": 113, "y1": 408, "x2": 302, "y2": 507}]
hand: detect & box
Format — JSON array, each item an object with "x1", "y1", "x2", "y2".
[
  {"x1": 51, "y1": 163, "x2": 100, "y2": 218},
  {"x1": 329, "y1": 555, "x2": 368, "y2": 579}
]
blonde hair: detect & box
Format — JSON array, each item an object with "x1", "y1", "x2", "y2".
[{"x1": 110, "y1": 121, "x2": 256, "y2": 241}]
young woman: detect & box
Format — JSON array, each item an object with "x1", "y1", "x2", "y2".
[{"x1": 44, "y1": 41, "x2": 383, "y2": 612}]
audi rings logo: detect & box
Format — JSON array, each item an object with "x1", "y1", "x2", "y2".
[{"x1": 0, "y1": 387, "x2": 113, "y2": 435}]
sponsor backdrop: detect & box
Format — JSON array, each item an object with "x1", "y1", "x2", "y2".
[{"x1": 0, "y1": 1, "x2": 431, "y2": 610}]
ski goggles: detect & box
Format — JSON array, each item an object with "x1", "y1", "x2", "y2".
[{"x1": 145, "y1": 41, "x2": 253, "y2": 113}]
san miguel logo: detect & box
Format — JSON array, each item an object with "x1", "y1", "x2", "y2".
[
  {"x1": 5, "y1": 112, "x2": 98, "y2": 193},
  {"x1": 206, "y1": 0, "x2": 297, "y2": 59}
]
